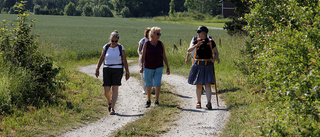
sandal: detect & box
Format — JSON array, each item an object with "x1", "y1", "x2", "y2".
[
  {"x1": 110, "y1": 108, "x2": 115, "y2": 115},
  {"x1": 196, "y1": 102, "x2": 201, "y2": 109},
  {"x1": 108, "y1": 103, "x2": 112, "y2": 112}
]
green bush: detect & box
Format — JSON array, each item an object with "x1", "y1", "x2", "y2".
[
  {"x1": 245, "y1": 0, "x2": 320, "y2": 136},
  {"x1": 121, "y1": 6, "x2": 131, "y2": 18},
  {"x1": 0, "y1": 2, "x2": 61, "y2": 113}
]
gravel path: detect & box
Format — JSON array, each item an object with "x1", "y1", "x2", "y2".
[{"x1": 60, "y1": 62, "x2": 229, "y2": 137}]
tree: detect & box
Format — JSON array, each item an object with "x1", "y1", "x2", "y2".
[
  {"x1": 169, "y1": 0, "x2": 176, "y2": 16},
  {"x1": 184, "y1": 0, "x2": 219, "y2": 15},
  {"x1": 120, "y1": 6, "x2": 130, "y2": 17},
  {"x1": 92, "y1": 5, "x2": 100, "y2": 17},
  {"x1": 64, "y1": 2, "x2": 76, "y2": 16},
  {"x1": 99, "y1": 5, "x2": 113, "y2": 17},
  {"x1": 223, "y1": 0, "x2": 250, "y2": 35},
  {"x1": 82, "y1": 2, "x2": 93, "y2": 16},
  {"x1": 33, "y1": 4, "x2": 41, "y2": 14},
  {"x1": 110, "y1": 0, "x2": 124, "y2": 14}
]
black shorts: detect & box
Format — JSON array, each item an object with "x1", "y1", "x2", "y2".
[{"x1": 103, "y1": 68, "x2": 123, "y2": 86}]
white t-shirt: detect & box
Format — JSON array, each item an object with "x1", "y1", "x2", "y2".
[
  {"x1": 103, "y1": 44, "x2": 125, "y2": 68},
  {"x1": 138, "y1": 37, "x2": 148, "y2": 54}
]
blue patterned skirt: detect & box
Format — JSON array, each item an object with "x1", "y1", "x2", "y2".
[{"x1": 188, "y1": 60, "x2": 215, "y2": 85}]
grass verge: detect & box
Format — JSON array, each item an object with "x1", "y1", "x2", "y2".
[
  {"x1": 0, "y1": 65, "x2": 107, "y2": 136},
  {"x1": 110, "y1": 75, "x2": 182, "y2": 136}
]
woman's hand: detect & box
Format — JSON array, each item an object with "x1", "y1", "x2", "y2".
[
  {"x1": 125, "y1": 72, "x2": 130, "y2": 80},
  {"x1": 95, "y1": 69, "x2": 99, "y2": 78},
  {"x1": 212, "y1": 56, "x2": 220, "y2": 64},
  {"x1": 140, "y1": 67, "x2": 143, "y2": 73},
  {"x1": 166, "y1": 68, "x2": 170, "y2": 75}
]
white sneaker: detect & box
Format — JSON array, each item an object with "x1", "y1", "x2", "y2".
[{"x1": 142, "y1": 90, "x2": 147, "y2": 94}]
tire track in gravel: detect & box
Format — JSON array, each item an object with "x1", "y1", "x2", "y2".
[
  {"x1": 60, "y1": 63, "x2": 147, "y2": 137},
  {"x1": 60, "y1": 62, "x2": 230, "y2": 137}
]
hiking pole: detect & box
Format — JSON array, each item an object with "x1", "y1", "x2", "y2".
[{"x1": 213, "y1": 63, "x2": 219, "y2": 107}]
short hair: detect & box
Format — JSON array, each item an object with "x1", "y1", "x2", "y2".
[
  {"x1": 109, "y1": 30, "x2": 119, "y2": 41},
  {"x1": 144, "y1": 27, "x2": 151, "y2": 38},
  {"x1": 148, "y1": 27, "x2": 161, "y2": 39}
]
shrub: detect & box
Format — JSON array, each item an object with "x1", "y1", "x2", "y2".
[
  {"x1": 0, "y1": 2, "x2": 61, "y2": 112},
  {"x1": 245, "y1": 0, "x2": 320, "y2": 136}
]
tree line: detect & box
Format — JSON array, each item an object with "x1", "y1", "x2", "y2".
[{"x1": 0, "y1": 0, "x2": 223, "y2": 17}]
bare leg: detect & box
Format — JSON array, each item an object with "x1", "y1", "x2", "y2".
[
  {"x1": 204, "y1": 83, "x2": 212, "y2": 103},
  {"x1": 104, "y1": 86, "x2": 112, "y2": 104},
  {"x1": 196, "y1": 84, "x2": 202, "y2": 103},
  {"x1": 146, "y1": 87, "x2": 152, "y2": 101},
  {"x1": 111, "y1": 86, "x2": 119, "y2": 109},
  {"x1": 155, "y1": 86, "x2": 161, "y2": 101}
]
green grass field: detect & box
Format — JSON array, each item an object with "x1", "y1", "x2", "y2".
[
  {"x1": 1, "y1": 14, "x2": 226, "y2": 60},
  {"x1": 1, "y1": 14, "x2": 249, "y2": 136}
]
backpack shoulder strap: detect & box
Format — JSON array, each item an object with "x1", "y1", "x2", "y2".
[
  {"x1": 104, "y1": 43, "x2": 111, "y2": 56},
  {"x1": 118, "y1": 44, "x2": 122, "y2": 57}
]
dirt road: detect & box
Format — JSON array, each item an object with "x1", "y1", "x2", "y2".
[{"x1": 60, "y1": 63, "x2": 229, "y2": 137}]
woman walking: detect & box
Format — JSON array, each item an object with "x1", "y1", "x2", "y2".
[
  {"x1": 95, "y1": 30, "x2": 130, "y2": 115},
  {"x1": 137, "y1": 27, "x2": 151, "y2": 94},
  {"x1": 187, "y1": 26, "x2": 220, "y2": 110},
  {"x1": 140, "y1": 27, "x2": 170, "y2": 108}
]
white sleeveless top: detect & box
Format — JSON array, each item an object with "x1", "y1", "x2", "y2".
[{"x1": 103, "y1": 44, "x2": 125, "y2": 68}]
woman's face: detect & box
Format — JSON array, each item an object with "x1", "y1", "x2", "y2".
[
  {"x1": 198, "y1": 31, "x2": 206, "y2": 38},
  {"x1": 152, "y1": 30, "x2": 161, "y2": 39},
  {"x1": 111, "y1": 38, "x2": 119, "y2": 45}
]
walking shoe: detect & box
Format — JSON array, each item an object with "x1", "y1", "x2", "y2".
[
  {"x1": 206, "y1": 102, "x2": 212, "y2": 110},
  {"x1": 196, "y1": 102, "x2": 201, "y2": 109},
  {"x1": 145, "y1": 100, "x2": 151, "y2": 108},
  {"x1": 110, "y1": 108, "x2": 115, "y2": 115},
  {"x1": 142, "y1": 90, "x2": 147, "y2": 94},
  {"x1": 155, "y1": 100, "x2": 159, "y2": 106}
]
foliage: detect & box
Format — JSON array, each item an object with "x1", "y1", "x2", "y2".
[
  {"x1": 224, "y1": 0, "x2": 250, "y2": 35},
  {"x1": 224, "y1": 17, "x2": 248, "y2": 36},
  {"x1": 64, "y1": 2, "x2": 76, "y2": 16},
  {"x1": 245, "y1": 0, "x2": 320, "y2": 136},
  {"x1": 0, "y1": 2, "x2": 61, "y2": 113},
  {"x1": 99, "y1": 4, "x2": 113, "y2": 17},
  {"x1": 120, "y1": 6, "x2": 130, "y2": 18},
  {"x1": 82, "y1": 2, "x2": 93, "y2": 16},
  {"x1": 184, "y1": 0, "x2": 220, "y2": 16},
  {"x1": 169, "y1": 0, "x2": 176, "y2": 16}
]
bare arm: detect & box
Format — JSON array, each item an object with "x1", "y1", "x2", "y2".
[
  {"x1": 122, "y1": 49, "x2": 130, "y2": 80},
  {"x1": 140, "y1": 43, "x2": 147, "y2": 73},
  {"x1": 185, "y1": 52, "x2": 192, "y2": 65},
  {"x1": 162, "y1": 43, "x2": 170, "y2": 75},
  {"x1": 95, "y1": 49, "x2": 105, "y2": 78},
  {"x1": 187, "y1": 39, "x2": 203, "y2": 53},
  {"x1": 212, "y1": 47, "x2": 220, "y2": 63},
  {"x1": 137, "y1": 43, "x2": 143, "y2": 56}
]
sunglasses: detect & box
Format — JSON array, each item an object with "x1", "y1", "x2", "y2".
[
  {"x1": 111, "y1": 40, "x2": 118, "y2": 43},
  {"x1": 154, "y1": 32, "x2": 161, "y2": 36}
]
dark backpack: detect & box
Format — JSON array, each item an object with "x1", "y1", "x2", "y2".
[{"x1": 104, "y1": 43, "x2": 123, "y2": 66}]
